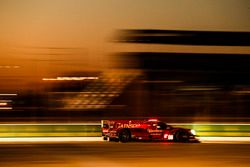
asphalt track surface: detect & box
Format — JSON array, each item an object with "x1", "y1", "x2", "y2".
[{"x1": 0, "y1": 141, "x2": 249, "y2": 167}]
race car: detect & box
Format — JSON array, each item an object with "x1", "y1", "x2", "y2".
[{"x1": 101, "y1": 119, "x2": 198, "y2": 142}]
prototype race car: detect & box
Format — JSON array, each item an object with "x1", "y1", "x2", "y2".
[{"x1": 101, "y1": 119, "x2": 198, "y2": 142}]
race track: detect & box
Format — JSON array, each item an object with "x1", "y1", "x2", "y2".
[{"x1": 0, "y1": 141, "x2": 249, "y2": 167}]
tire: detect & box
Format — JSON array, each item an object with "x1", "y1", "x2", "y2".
[
  {"x1": 107, "y1": 136, "x2": 110, "y2": 141},
  {"x1": 107, "y1": 136, "x2": 116, "y2": 142},
  {"x1": 119, "y1": 129, "x2": 131, "y2": 143},
  {"x1": 174, "y1": 131, "x2": 188, "y2": 142}
]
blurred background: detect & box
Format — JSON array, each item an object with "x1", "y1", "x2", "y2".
[
  {"x1": 0, "y1": 1, "x2": 250, "y2": 167},
  {"x1": 0, "y1": 0, "x2": 250, "y2": 123}
]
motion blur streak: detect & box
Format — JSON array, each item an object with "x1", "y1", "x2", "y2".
[
  {"x1": 198, "y1": 137, "x2": 250, "y2": 143},
  {"x1": 42, "y1": 77, "x2": 99, "y2": 81},
  {"x1": 0, "y1": 94, "x2": 17, "y2": 96},
  {"x1": 0, "y1": 137, "x2": 102, "y2": 143},
  {"x1": 0, "y1": 107, "x2": 12, "y2": 110},
  {"x1": 0, "y1": 137, "x2": 249, "y2": 143}
]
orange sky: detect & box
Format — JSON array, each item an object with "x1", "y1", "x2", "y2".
[{"x1": 0, "y1": 0, "x2": 250, "y2": 91}]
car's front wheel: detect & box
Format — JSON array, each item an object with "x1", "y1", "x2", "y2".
[{"x1": 174, "y1": 131, "x2": 188, "y2": 142}]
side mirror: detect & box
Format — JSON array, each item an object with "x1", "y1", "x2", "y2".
[{"x1": 166, "y1": 126, "x2": 172, "y2": 130}]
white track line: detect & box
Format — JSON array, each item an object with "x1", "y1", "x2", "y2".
[
  {"x1": 0, "y1": 137, "x2": 249, "y2": 143},
  {"x1": 198, "y1": 137, "x2": 250, "y2": 143}
]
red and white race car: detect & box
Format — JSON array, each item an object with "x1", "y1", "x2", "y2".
[{"x1": 101, "y1": 119, "x2": 198, "y2": 142}]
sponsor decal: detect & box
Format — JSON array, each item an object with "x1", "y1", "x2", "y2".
[
  {"x1": 148, "y1": 129, "x2": 163, "y2": 133},
  {"x1": 117, "y1": 123, "x2": 142, "y2": 128}
]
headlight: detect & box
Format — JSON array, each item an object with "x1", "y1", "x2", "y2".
[{"x1": 190, "y1": 129, "x2": 196, "y2": 135}]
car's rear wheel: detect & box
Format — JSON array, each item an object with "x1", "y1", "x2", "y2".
[
  {"x1": 107, "y1": 136, "x2": 111, "y2": 141},
  {"x1": 119, "y1": 129, "x2": 131, "y2": 143}
]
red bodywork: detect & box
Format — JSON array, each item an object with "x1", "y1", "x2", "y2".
[{"x1": 101, "y1": 119, "x2": 197, "y2": 142}]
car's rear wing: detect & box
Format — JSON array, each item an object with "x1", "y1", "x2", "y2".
[
  {"x1": 101, "y1": 120, "x2": 108, "y2": 128},
  {"x1": 101, "y1": 120, "x2": 115, "y2": 129}
]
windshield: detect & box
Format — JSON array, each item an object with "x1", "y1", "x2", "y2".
[{"x1": 156, "y1": 122, "x2": 172, "y2": 130}]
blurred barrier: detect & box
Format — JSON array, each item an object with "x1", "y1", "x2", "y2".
[
  {"x1": 0, "y1": 123, "x2": 249, "y2": 137},
  {"x1": 0, "y1": 123, "x2": 101, "y2": 137},
  {"x1": 171, "y1": 123, "x2": 250, "y2": 137}
]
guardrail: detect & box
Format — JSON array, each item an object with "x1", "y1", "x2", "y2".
[{"x1": 0, "y1": 123, "x2": 249, "y2": 137}]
